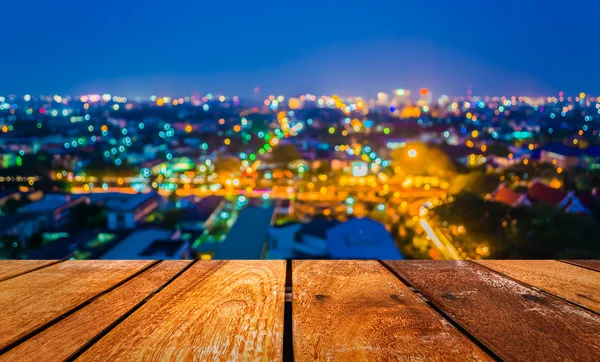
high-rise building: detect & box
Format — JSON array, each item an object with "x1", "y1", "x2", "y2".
[
  {"x1": 393, "y1": 89, "x2": 411, "y2": 106},
  {"x1": 376, "y1": 92, "x2": 390, "y2": 106},
  {"x1": 419, "y1": 88, "x2": 432, "y2": 105}
]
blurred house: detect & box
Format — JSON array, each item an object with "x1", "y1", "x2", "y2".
[
  {"x1": 491, "y1": 184, "x2": 531, "y2": 207},
  {"x1": 540, "y1": 143, "x2": 580, "y2": 169},
  {"x1": 18, "y1": 194, "x2": 89, "y2": 229},
  {"x1": 492, "y1": 179, "x2": 595, "y2": 215},
  {"x1": 101, "y1": 229, "x2": 191, "y2": 259},
  {"x1": 178, "y1": 195, "x2": 225, "y2": 231},
  {"x1": 92, "y1": 192, "x2": 160, "y2": 230},
  {"x1": 0, "y1": 213, "x2": 41, "y2": 244},
  {"x1": 268, "y1": 217, "x2": 403, "y2": 259},
  {"x1": 268, "y1": 218, "x2": 338, "y2": 259}
]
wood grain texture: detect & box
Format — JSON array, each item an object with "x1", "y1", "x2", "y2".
[
  {"x1": 384, "y1": 260, "x2": 600, "y2": 362},
  {"x1": 563, "y1": 260, "x2": 600, "y2": 272},
  {"x1": 0, "y1": 260, "x2": 60, "y2": 281},
  {"x1": 477, "y1": 260, "x2": 600, "y2": 313},
  {"x1": 76, "y1": 260, "x2": 286, "y2": 362},
  {"x1": 293, "y1": 260, "x2": 492, "y2": 361},
  {"x1": 0, "y1": 260, "x2": 152, "y2": 350},
  {"x1": 1, "y1": 261, "x2": 190, "y2": 362}
]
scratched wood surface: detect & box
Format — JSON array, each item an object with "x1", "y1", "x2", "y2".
[
  {"x1": 384, "y1": 260, "x2": 600, "y2": 362},
  {"x1": 0, "y1": 260, "x2": 59, "y2": 281},
  {"x1": 477, "y1": 260, "x2": 600, "y2": 313},
  {"x1": 75, "y1": 260, "x2": 286, "y2": 362},
  {"x1": 0, "y1": 260, "x2": 153, "y2": 351},
  {"x1": 292, "y1": 260, "x2": 492, "y2": 361},
  {"x1": 1, "y1": 261, "x2": 190, "y2": 362},
  {"x1": 564, "y1": 260, "x2": 600, "y2": 272}
]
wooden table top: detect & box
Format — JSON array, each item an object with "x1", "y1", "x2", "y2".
[{"x1": 0, "y1": 260, "x2": 598, "y2": 361}]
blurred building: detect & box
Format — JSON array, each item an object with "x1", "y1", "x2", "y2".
[
  {"x1": 91, "y1": 192, "x2": 160, "y2": 230},
  {"x1": 392, "y1": 89, "x2": 411, "y2": 106},
  {"x1": 268, "y1": 217, "x2": 403, "y2": 259},
  {"x1": 19, "y1": 194, "x2": 89, "y2": 229},
  {"x1": 101, "y1": 229, "x2": 191, "y2": 259}
]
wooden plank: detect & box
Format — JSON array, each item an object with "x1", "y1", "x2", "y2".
[
  {"x1": 0, "y1": 260, "x2": 60, "y2": 281},
  {"x1": 76, "y1": 260, "x2": 286, "y2": 362},
  {"x1": 0, "y1": 260, "x2": 153, "y2": 351},
  {"x1": 1, "y1": 260, "x2": 190, "y2": 362},
  {"x1": 384, "y1": 260, "x2": 600, "y2": 362},
  {"x1": 563, "y1": 260, "x2": 600, "y2": 272},
  {"x1": 293, "y1": 260, "x2": 492, "y2": 361},
  {"x1": 477, "y1": 260, "x2": 600, "y2": 313}
]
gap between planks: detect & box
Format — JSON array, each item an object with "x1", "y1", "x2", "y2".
[
  {"x1": 64, "y1": 260, "x2": 198, "y2": 361},
  {"x1": 0, "y1": 260, "x2": 161, "y2": 356}
]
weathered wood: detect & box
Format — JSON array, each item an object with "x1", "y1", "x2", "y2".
[
  {"x1": 1, "y1": 261, "x2": 190, "y2": 362},
  {"x1": 477, "y1": 260, "x2": 600, "y2": 313},
  {"x1": 563, "y1": 260, "x2": 600, "y2": 272},
  {"x1": 76, "y1": 260, "x2": 286, "y2": 362},
  {"x1": 384, "y1": 260, "x2": 600, "y2": 362},
  {"x1": 293, "y1": 260, "x2": 492, "y2": 361},
  {"x1": 0, "y1": 260, "x2": 153, "y2": 350},
  {"x1": 0, "y1": 260, "x2": 60, "y2": 281}
]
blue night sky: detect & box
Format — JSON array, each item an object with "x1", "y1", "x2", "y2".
[{"x1": 1, "y1": 0, "x2": 598, "y2": 98}]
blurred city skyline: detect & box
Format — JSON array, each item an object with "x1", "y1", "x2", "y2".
[{"x1": 1, "y1": 0, "x2": 599, "y2": 97}]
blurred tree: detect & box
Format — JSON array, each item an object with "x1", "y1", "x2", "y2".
[
  {"x1": 71, "y1": 203, "x2": 106, "y2": 229},
  {"x1": 163, "y1": 209, "x2": 183, "y2": 229},
  {"x1": 213, "y1": 155, "x2": 240, "y2": 174},
  {"x1": 390, "y1": 143, "x2": 455, "y2": 178},
  {"x1": 271, "y1": 144, "x2": 301, "y2": 165},
  {"x1": 449, "y1": 171, "x2": 500, "y2": 195},
  {"x1": 1, "y1": 197, "x2": 30, "y2": 214}
]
